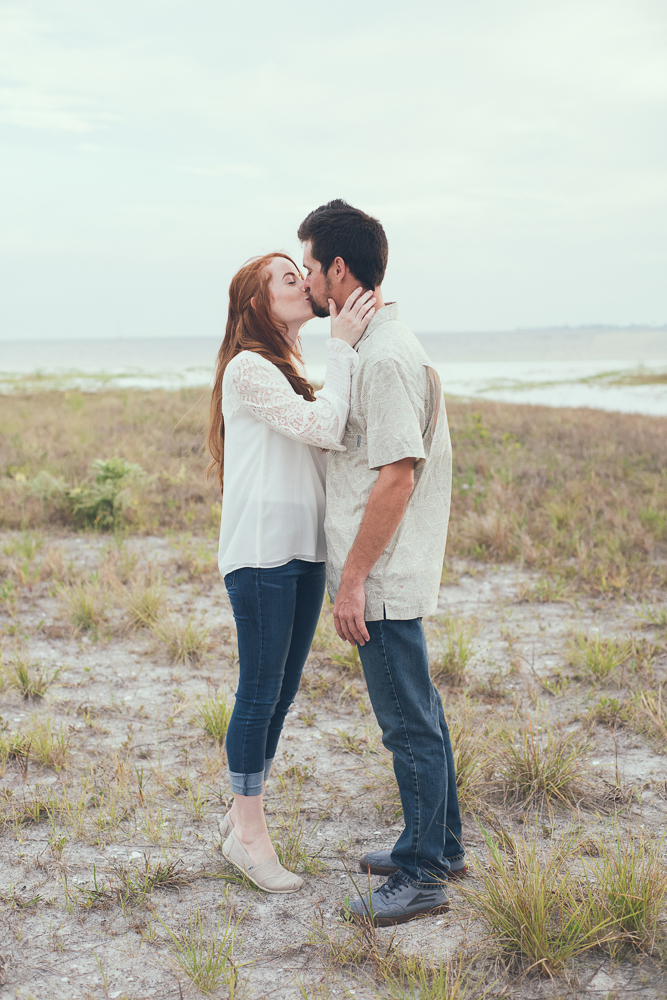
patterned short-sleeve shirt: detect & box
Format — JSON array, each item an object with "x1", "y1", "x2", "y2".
[{"x1": 324, "y1": 303, "x2": 452, "y2": 621}]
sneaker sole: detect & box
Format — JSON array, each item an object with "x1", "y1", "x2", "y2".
[
  {"x1": 341, "y1": 901, "x2": 450, "y2": 927},
  {"x1": 359, "y1": 861, "x2": 468, "y2": 881}
]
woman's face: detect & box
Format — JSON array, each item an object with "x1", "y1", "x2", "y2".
[{"x1": 266, "y1": 257, "x2": 313, "y2": 343}]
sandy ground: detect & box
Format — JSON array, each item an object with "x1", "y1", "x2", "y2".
[{"x1": 0, "y1": 533, "x2": 666, "y2": 1000}]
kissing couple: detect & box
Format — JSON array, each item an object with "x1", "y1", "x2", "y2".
[{"x1": 206, "y1": 199, "x2": 465, "y2": 926}]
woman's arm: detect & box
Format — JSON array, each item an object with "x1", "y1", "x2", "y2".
[{"x1": 229, "y1": 348, "x2": 358, "y2": 450}]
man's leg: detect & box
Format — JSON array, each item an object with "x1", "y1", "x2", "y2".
[
  {"x1": 435, "y1": 692, "x2": 465, "y2": 867},
  {"x1": 359, "y1": 688, "x2": 466, "y2": 879},
  {"x1": 357, "y1": 617, "x2": 458, "y2": 887}
]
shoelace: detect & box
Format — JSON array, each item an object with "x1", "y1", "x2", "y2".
[{"x1": 376, "y1": 873, "x2": 403, "y2": 900}]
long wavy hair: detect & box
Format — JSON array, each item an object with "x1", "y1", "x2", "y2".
[{"x1": 206, "y1": 253, "x2": 316, "y2": 491}]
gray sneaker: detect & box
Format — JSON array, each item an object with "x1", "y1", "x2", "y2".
[
  {"x1": 340, "y1": 872, "x2": 449, "y2": 927},
  {"x1": 359, "y1": 849, "x2": 467, "y2": 880}
]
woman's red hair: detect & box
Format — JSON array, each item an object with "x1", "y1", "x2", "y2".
[{"x1": 206, "y1": 253, "x2": 315, "y2": 491}]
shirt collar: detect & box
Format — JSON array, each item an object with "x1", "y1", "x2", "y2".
[{"x1": 354, "y1": 302, "x2": 399, "y2": 352}]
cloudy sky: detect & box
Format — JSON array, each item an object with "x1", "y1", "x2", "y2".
[{"x1": 1, "y1": 0, "x2": 666, "y2": 341}]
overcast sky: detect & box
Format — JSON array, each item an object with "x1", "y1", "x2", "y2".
[{"x1": 1, "y1": 0, "x2": 666, "y2": 341}]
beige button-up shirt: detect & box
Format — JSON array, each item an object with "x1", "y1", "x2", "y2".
[{"x1": 324, "y1": 303, "x2": 452, "y2": 621}]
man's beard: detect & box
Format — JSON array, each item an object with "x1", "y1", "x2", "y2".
[
  {"x1": 307, "y1": 275, "x2": 333, "y2": 318},
  {"x1": 307, "y1": 295, "x2": 330, "y2": 319}
]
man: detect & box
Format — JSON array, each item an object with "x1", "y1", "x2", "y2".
[{"x1": 298, "y1": 199, "x2": 465, "y2": 926}]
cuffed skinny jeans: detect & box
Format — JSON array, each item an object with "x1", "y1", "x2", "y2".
[
  {"x1": 224, "y1": 559, "x2": 326, "y2": 796},
  {"x1": 357, "y1": 617, "x2": 464, "y2": 888}
]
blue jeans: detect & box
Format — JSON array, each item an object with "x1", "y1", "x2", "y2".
[
  {"x1": 224, "y1": 560, "x2": 326, "y2": 796},
  {"x1": 358, "y1": 618, "x2": 464, "y2": 888}
]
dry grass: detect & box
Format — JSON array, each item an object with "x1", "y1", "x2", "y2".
[
  {"x1": 150, "y1": 612, "x2": 211, "y2": 664},
  {"x1": 433, "y1": 614, "x2": 479, "y2": 685},
  {"x1": 1, "y1": 390, "x2": 667, "y2": 996},
  {"x1": 4, "y1": 652, "x2": 57, "y2": 700},
  {"x1": 567, "y1": 631, "x2": 631, "y2": 681},
  {"x1": 191, "y1": 690, "x2": 233, "y2": 745},
  {"x1": 0, "y1": 716, "x2": 73, "y2": 773},
  {"x1": 2, "y1": 393, "x2": 666, "y2": 597},
  {"x1": 377, "y1": 956, "x2": 494, "y2": 1000},
  {"x1": 121, "y1": 576, "x2": 167, "y2": 627},
  {"x1": 629, "y1": 686, "x2": 667, "y2": 748},
  {"x1": 157, "y1": 901, "x2": 247, "y2": 997},
  {"x1": 61, "y1": 577, "x2": 108, "y2": 632},
  {"x1": 460, "y1": 829, "x2": 606, "y2": 977},
  {"x1": 496, "y1": 721, "x2": 591, "y2": 810}
]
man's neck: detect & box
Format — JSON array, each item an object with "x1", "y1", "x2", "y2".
[{"x1": 333, "y1": 282, "x2": 384, "y2": 313}]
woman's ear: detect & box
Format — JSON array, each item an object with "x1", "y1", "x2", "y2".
[{"x1": 250, "y1": 296, "x2": 256, "y2": 311}]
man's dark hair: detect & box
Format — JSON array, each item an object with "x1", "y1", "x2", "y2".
[{"x1": 298, "y1": 199, "x2": 388, "y2": 290}]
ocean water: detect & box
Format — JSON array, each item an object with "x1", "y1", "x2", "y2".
[{"x1": 1, "y1": 335, "x2": 666, "y2": 415}]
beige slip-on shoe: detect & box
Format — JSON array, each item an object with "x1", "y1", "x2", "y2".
[
  {"x1": 218, "y1": 811, "x2": 233, "y2": 841},
  {"x1": 222, "y1": 828, "x2": 303, "y2": 893}
]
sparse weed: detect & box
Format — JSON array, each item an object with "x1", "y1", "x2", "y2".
[
  {"x1": 450, "y1": 718, "x2": 492, "y2": 813},
  {"x1": 12, "y1": 717, "x2": 72, "y2": 771},
  {"x1": 333, "y1": 727, "x2": 380, "y2": 756},
  {"x1": 2, "y1": 532, "x2": 43, "y2": 562},
  {"x1": 312, "y1": 599, "x2": 339, "y2": 653},
  {"x1": 539, "y1": 669, "x2": 571, "y2": 697},
  {"x1": 568, "y1": 631, "x2": 631, "y2": 681},
  {"x1": 496, "y1": 721, "x2": 591, "y2": 809},
  {"x1": 516, "y1": 575, "x2": 573, "y2": 604},
  {"x1": 583, "y1": 828, "x2": 667, "y2": 951},
  {"x1": 191, "y1": 690, "x2": 233, "y2": 745},
  {"x1": 588, "y1": 695, "x2": 627, "y2": 728},
  {"x1": 629, "y1": 686, "x2": 667, "y2": 747},
  {"x1": 122, "y1": 578, "x2": 166, "y2": 627},
  {"x1": 62, "y1": 578, "x2": 107, "y2": 632},
  {"x1": 171, "y1": 534, "x2": 218, "y2": 581},
  {"x1": 460, "y1": 829, "x2": 606, "y2": 976},
  {"x1": 6, "y1": 654, "x2": 57, "y2": 700},
  {"x1": 379, "y1": 954, "x2": 494, "y2": 1000},
  {"x1": 433, "y1": 614, "x2": 478, "y2": 685},
  {"x1": 331, "y1": 645, "x2": 363, "y2": 677},
  {"x1": 624, "y1": 636, "x2": 659, "y2": 679},
  {"x1": 100, "y1": 537, "x2": 138, "y2": 584},
  {"x1": 158, "y1": 902, "x2": 247, "y2": 997},
  {"x1": 637, "y1": 603, "x2": 667, "y2": 630},
  {"x1": 271, "y1": 775, "x2": 326, "y2": 875},
  {"x1": 0, "y1": 733, "x2": 31, "y2": 776},
  {"x1": 307, "y1": 893, "x2": 397, "y2": 972},
  {"x1": 365, "y1": 752, "x2": 402, "y2": 821},
  {"x1": 151, "y1": 613, "x2": 211, "y2": 664},
  {"x1": 459, "y1": 507, "x2": 517, "y2": 561},
  {"x1": 106, "y1": 855, "x2": 193, "y2": 907}
]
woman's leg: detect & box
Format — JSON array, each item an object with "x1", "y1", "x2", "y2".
[
  {"x1": 224, "y1": 562, "x2": 322, "y2": 864},
  {"x1": 264, "y1": 561, "x2": 326, "y2": 765}
]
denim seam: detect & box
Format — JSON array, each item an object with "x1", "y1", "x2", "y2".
[
  {"x1": 240, "y1": 566, "x2": 263, "y2": 776},
  {"x1": 377, "y1": 621, "x2": 421, "y2": 878}
]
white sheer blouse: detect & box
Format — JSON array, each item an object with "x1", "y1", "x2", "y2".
[{"x1": 217, "y1": 340, "x2": 359, "y2": 578}]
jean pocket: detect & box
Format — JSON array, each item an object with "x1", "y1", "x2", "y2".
[{"x1": 224, "y1": 571, "x2": 236, "y2": 589}]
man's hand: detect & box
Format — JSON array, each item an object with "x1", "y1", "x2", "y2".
[
  {"x1": 332, "y1": 458, "x2": 415, "y2": 647},
  {"x1": 333, "y1": 577, "x2": 370, "y2": 645}
]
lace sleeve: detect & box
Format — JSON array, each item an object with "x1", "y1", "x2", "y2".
[{"x1": 229, "y1": 347, "x2": 358, "y2": 449}]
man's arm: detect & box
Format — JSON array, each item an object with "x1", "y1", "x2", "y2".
[{"x1": 332, "y1": 457, "x2": 415, "y2": 645}]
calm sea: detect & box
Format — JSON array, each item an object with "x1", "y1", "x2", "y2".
[{"x1": 2, "y1": 331, "x2": 666, "y2": 415}]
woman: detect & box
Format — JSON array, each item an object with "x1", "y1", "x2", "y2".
[{"x1": 207, "y1": 252, "x2": 374, "y2": 892}]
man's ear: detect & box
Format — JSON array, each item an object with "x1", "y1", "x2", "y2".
[{"x1": 330, "y1": 256, "x2": 347, "y2": 284}]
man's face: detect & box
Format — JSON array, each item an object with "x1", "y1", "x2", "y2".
[{"x1": 302, "y1": 242, "x2": 332, "y2": 318}]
